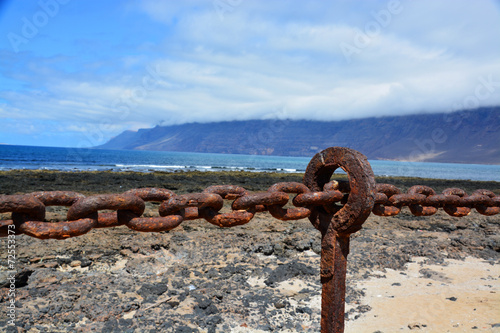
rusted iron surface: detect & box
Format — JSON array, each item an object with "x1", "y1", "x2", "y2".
[
  {"x1": 303, "y1": 146, "x2": 376, "y2": 234},
  {"x1": 441, "y1": 188, "x2": 471, "y2": 217},
  {"x1": 67, "y1": 194, "x2": 145, "y2": 221},
  {"x1": 0, "y1": 194, "x2": 45, "y2": 222},
  {"x1": 31, "y1": 191, "x2": 85, "y2": 206},
  {"x1": 373, "y1": 183, "x2": 402, "y2": 216},
  {"x1": 472, "y1": 189, "x2": 500, "y2": 215},
  {"x1": 407, "y1": 185, "x2": 438, "y2": 216},
  {"x1": 267, "y1": 182, "x2": 312, "y2": 220},
  {"x1": 372, "y1": 185, "x2": 500, "y2": 217},
  {"x1": 303, "y1": 147, "x2": 376, "y2": 333},
  {"x1": 0, "y1": 146, "x2": 499, "y2": 333},
  {"x1": 1, "y1": 181, "x2": 496, "y2": 238},
  {"x1": 232, "y1": 191, "x2": 289, "y2": 210},
  {"x1": 320, "y1": 230, "x2": 350, "y2": 333},
  {"x1": 293, "y1": 190, "x2": 344, "y2": 208},
  {"x1": 19, "y1": 218, "x2": 97, "y2": 240},
  {"x1": 203, "y1": 185, "x2": 248, "y2": 199},
  {"x1": 125, "y1": 187, "x2": 175, "y2": 202},
  {"x1": 159, "y1": 193, "x2": 223, "y2": 217},
  {"x1": 19, "y1": 191, "x2": 96, "y2": 239},
  {"x1": 126, "y1": 215, "x2": 184, "y2": 232}
]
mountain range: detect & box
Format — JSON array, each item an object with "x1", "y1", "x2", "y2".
[{"x1": 97, "y1": 107, "x2": 500, "y2": 164}]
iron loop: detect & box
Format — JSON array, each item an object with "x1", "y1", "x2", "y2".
[{"x1": 303, "y1": 147, "x2": 376, "y2": 234}]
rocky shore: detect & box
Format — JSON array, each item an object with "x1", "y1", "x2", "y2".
[{"x1": 0, "y1": 170, "x2": 499, "y2": 332}]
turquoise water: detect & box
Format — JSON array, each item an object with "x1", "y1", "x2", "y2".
[{"x1": 0, "y1": 145, "x2": 498, "y2": 181}]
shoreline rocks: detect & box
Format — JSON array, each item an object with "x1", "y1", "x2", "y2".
[{"x1": 0, "y1": 171, "x2": 498, "y2": 332}]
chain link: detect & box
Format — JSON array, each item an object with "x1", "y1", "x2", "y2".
[
  {"x1": 373, "y1": 184, "x2": 500, "y2": 217},
  {"x1": 0, "y1": 182, "x2": 498, "y2": 239},
  {"x1": 2, "y1": 146, "x2": 499, "y2": 333}
]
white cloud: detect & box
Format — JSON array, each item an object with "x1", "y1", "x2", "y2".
[{"x1": 0, "y1": 0, "x2": 499, "y2": 146}]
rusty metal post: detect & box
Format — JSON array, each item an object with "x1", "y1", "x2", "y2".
[{"x1": 304, "y1": 147, "x2": 375, "y2": 333}]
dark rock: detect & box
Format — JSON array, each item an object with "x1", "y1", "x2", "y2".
[
  {"x1": 296, "y1": 307, "x2": 312, "y2": 315},
  {"x1": 205, "y1": 304, "x2": 219, "y2": 315},
  {"x1": 273, "y1": 243, "x2": 285, "y2": 255},
  {"x1": 57, "y1": 258, "x2": 72, "y2": 265},
  {"x1": 206, "y1": 315, "x2": 222, "y2": 326},
  {"x1": 175, "y1": 325, "x2": 199, "y2": 333},
  {"x1": 29, "y1": 288, "x2": 49, "y2": 297},
  {"x1": 118, "y1": 319, "x2": 133, "y2": 328},
  {"x1": 295, "y1": 240, "x2": 311, "y2": 252},
  {"x1": 262, "y1": 244, "x2": 274, "y2": 255},
  {"x1": 167, "y1": 299, "x2": 180, "y2": 308},
  {"x1": 121, "y1": 302, "x2": 139, "y2": 312},
  {"x1": 80, "y1": 259, "x2": 92, "y2": 268},
  {"x1": 264, "y1": 262, "x2": 317, "y2": 286},
  {"x1": 408, "y1": 322, "x2": 426, "y2": 329},
  {"x1": 137, "y1": 283, "x2": 168, "y2": 297},
  {"x1": 1, "y1": 270, "x2": 33, "y2": 288},
  {"x1": 274, "y1": 300, "x2": 287, "y2": 309},
  {"x1": 196, "y1": 296, "x2": 212, "y2": 309},
  {"x1": 356, "y1": 304, "x2": 372, "y2": 313},
  {"x1": 2, "y1": 170, "x2": 499, "y2": 333}
]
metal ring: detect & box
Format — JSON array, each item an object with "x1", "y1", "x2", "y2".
[
  {"x1": 303, "y1": 147, "x2": 375, "y2": 234},
  {"x1": 267, "y1": 182, "x2": 311, "y2": 220},
  {"x1": 67, "y1": 194, "x2": 145, "y2": 220}
]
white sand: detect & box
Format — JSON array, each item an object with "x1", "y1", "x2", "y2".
[{"x1": 346, "y1": 256, "x2": 500, "y2": 332}]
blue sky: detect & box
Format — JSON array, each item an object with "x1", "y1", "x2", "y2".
[{"x1": 0, "y1": 0, "x2": 499, "y2": 148}]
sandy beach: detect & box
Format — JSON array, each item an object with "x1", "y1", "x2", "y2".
[{"x1": 0, "y1": 170, "x2": 499, "y2": 332}]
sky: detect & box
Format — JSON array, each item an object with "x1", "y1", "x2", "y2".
[{"x1": 0, "y1": 0, "x2": 499, "y2": 148}]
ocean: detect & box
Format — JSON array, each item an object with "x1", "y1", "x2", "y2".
[{"x1": 0, "y1": 145, "x2": 498, "y2": 182}]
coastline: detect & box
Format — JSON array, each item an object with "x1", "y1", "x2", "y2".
[
  {"x1": 0, "y1": 170, "x2": 499, "y2": 332},
  {"x1": 0, "y1": 169, "x2": 499, "y2": 196},
  {"x1": 2, "y1": 145, "x2": 500, "y2": 182}
]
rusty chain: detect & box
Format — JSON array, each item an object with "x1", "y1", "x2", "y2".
[
  {"x1": 0, "y1": 182, "x2": 498, "y2": 239},
  {"x1": 0, "y1": 146, "x2": 498, "y2": 333},
  {"x1": 373, "y1": 184, "x2": 500, "y2": 217},
  {"x1": 0, "y1": 182, "x2": 337, "y2": 239}
]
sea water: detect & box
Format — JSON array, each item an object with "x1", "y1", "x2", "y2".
[{"x1": 0, "y1": 145, "x2": 498, "y2": 182}]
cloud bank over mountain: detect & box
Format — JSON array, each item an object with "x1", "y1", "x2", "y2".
[{"x1": 0, "y1": 0, "x2": 499, "y2": 147}]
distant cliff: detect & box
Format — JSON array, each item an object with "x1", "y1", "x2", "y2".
[{"x1": 97, "y1": 107, "x2": 500, "y2": 164}]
